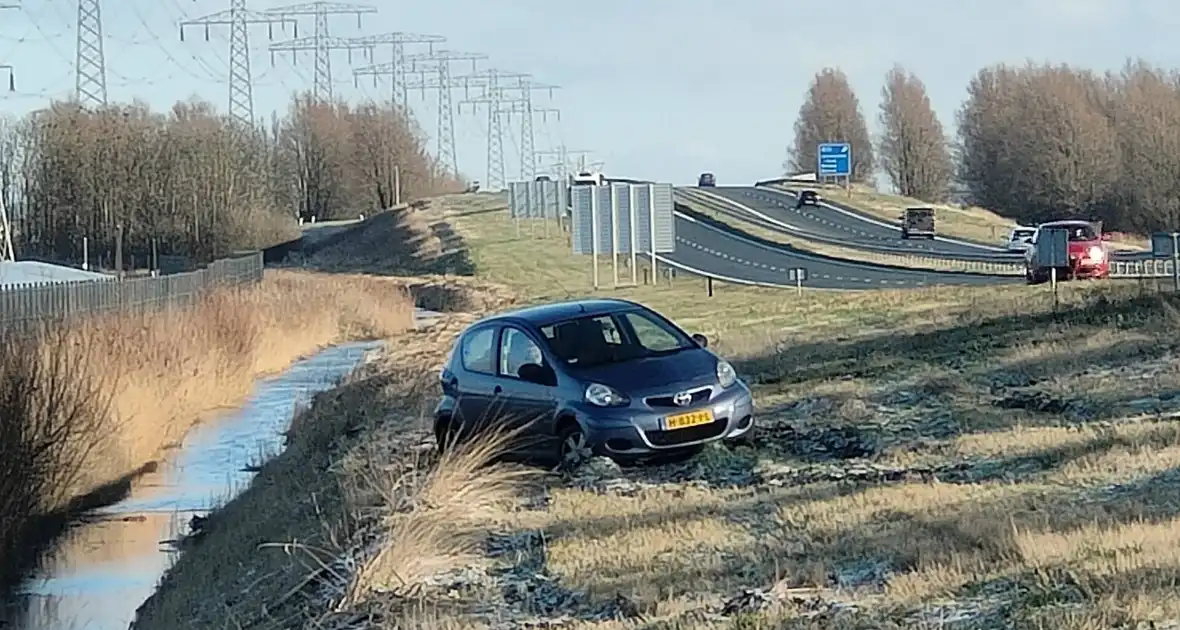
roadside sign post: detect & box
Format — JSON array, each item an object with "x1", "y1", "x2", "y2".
[
  {"x1": 1036, "y1": 227, "x2": 1069, "y2": 309},
  {"x1": 817, "y1": 143, "x2": 852, "y2": 194},
  {"x1": 589, "y1": 188, "x2": 600, "y2": 290},
  {"x1": 788, "y1": 267, "x2": 808, "y2": 296},
  {"x1": 1151, "y1": 231, "x2": 1180, "y2": 292},
  {"x1": 649, "y1": 184, "x2": 658, "y2": 280},
  {"x1": 628, "y1": 185, "x2": 638, "y2": 286},
  {"x1": 568, "y1": 181, "x2": 675, "y2": 289},
  {"x1": 610, "y1": 187, "x2": 620, "y2": 288}
]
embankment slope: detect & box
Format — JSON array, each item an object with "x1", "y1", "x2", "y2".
[{"x1": 134, "y1": 195, "x2": 1180, "y2": 629}]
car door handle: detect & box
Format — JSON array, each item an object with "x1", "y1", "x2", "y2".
[{"x1": 493, "y1": 385, "x2": 502, "y2": 395}]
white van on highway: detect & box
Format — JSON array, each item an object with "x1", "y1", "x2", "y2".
[{"x1": 1006, "y1": 227, "x2": 1037, "y2": 253}]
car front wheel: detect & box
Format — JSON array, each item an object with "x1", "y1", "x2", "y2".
[{"x1": 557, "y1": 423, "x2": 591, "y2": 467}]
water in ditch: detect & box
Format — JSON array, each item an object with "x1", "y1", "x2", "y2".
[{"x1": 6, "y1": 340, "x2": 386, "y2": 630}]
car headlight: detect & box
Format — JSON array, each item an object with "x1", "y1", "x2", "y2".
[
  {"x1": 716, "y1": 360, "x2": 737, "y2": 388},
  {"x1": 584, "y1": 383, "x2": 629, "y2": 407},
  {"x1": 1088, "y1": 245, "x2": 1104, "y2": 261}
]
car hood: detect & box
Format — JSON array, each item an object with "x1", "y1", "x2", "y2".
[{"x1": 571, "y1": 348, "x2": 719, "y2": 392}]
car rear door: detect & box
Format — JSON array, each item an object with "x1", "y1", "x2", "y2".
[
  {"x1": 454, "y1": 325, "x2": 505, "y2": 440},
  {"x1": 496, "y1": 326, "x2": 558, "y2": 455}
]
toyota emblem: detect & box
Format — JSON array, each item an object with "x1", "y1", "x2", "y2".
[{"x1": 673, "y1": 391, "x2": 692, "y2": 406}]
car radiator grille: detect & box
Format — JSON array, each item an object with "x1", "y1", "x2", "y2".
[
  {"x1": 646, "y1": 417, "x2": 728, "y2": 447},
  {"x1": 645, "y1": 388, "x2": 711, "y2": 408}
]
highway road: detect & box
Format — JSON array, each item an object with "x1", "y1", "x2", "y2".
[
  {"x1": 698, "y1": 185, "x2": 1153, "y2": 263},
  {"x1": 660, "y1": 211, "x2": 1020, "y2": 290},
  {"x1": 702, "y1": 186, "x2": 1006, "y2": 256}
]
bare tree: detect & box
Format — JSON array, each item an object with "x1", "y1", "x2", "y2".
[
  {"x1": 789, "y1": 68, "x2": 875, "y2": 182},
  {"x1": 956, "y1": 63, "x2": 1124, "y2": 228},
  {"x1": 877, "y1": 65, "x2": 953, "y2": 201},
  {"x1": 0, "y1": 92, "x2": 459, "y2": 266}
]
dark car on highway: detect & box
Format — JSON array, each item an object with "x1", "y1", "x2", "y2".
[
  {"x1": 900, "y1": 207, "x2": 935, "y2": 239},
  {"x1": 796, "y1": 189, "x2": 820, "y2": 208},
  {"x1": 698, "y1": 172, "x2": 716, "y2": 187},
  {"x1": 434, "y1": 298, "x2": 756, "y2": 465}
]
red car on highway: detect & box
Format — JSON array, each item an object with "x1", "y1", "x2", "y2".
[{"x1": 1024, "y1": 220, "x2": 1111, "y2": 284}]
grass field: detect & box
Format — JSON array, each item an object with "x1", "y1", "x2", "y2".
[{"x1": 132, "y1": 193, "x2": 1180, "y2": 630}]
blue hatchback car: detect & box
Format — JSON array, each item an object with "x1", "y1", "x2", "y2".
[{"x1": 434, "y1": 298, "x2": 756, "y2": 464}]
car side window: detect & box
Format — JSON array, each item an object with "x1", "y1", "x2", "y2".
[
  {"x1": 623, "y1": 312, "x2": 682, "y2": 352},
  {"x1": 499, "y1": 327, "x2": 544, "y2": 379},
  {"x1": 597, "y1": 316, "x2": 623, "y2": 345},
  {"x1": 460, "y1": 327, "x2": 496, "y2": 375}
]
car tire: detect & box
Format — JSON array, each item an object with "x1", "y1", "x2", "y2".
[
  {"x1": 434, "y1": 416, "x2": 454, "y2": 453},
  {"x1": 557, "y1": 422, "x2": 590, "y2": 467}
]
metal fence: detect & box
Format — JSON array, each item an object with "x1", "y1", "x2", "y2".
[{"x1": 0, "y1": 251, "x2": 264, "y2": 331}]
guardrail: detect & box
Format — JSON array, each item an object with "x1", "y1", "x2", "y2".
[
  {"x1": 675, "y1": 188, "x2": 1026, "y2": 276},
  {"x1": 1112, "y1": 259, "x2": 1176, "y2": 278}
]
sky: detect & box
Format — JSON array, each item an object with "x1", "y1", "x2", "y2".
[{"x1": 0, "y1": 0, "x2": 1175, "y2": 187}]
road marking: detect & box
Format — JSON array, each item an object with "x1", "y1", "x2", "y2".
[{"x1": 754, "y1": 185, "x2": 1005, "y2": 252}]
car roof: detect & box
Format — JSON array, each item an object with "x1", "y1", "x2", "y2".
[
  {"x1": 1039, "y1": 220, "x2": 1093, "y2": 228},
  {"x1": 470, "y1": 298, "x2": 648, "y2": 329}
]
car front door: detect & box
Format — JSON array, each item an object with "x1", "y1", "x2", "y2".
[
  {"x1": 497, "y1": 325, "x2": 558, "y2": 456},
  {"x1": 454, "y1": 325, "x2": 506, "y2": 440}
]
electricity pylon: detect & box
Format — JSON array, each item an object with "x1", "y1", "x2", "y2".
[
  {"x1": 341, "y1": 32, "x2": 444, "y2": 108},
  {"x1": 264, "y1": 1, "x2": 376, "y2": 101},
  {"x1": 75, "y1": 0, "x2": 106, "y2": 107},
  {"x1": 181, "y1": 0, "x2": 296, "y2": 127}
]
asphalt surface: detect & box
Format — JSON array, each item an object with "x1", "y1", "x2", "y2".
[
  {"x1": 703, "y1": 186, "x2": 1006, "y2": 256},
  {"x1": 661, "y1": 212, "x2": 1020, "y2": 290}
]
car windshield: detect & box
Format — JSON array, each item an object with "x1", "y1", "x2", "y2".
[{"x1": 539, "y1": 309, "x2": 695, "y2": 368}]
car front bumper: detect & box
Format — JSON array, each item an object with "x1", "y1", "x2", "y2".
[{"x1": 577, "y1": 382, "x2": 756, "y2": 457}]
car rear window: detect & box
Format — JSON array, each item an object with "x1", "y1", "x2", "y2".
[{"x1": 1066, "y1": 226, "x2": 1097, "y2": 241}]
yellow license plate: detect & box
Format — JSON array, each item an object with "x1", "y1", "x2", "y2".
[{"x1": 663, "y1": 410, "x2": 714, "y2": 430}]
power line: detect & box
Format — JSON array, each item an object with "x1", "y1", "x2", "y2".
[
  {"x1": 341, "y1": 32, "x2": 444, "y2": 108},
  {"x1": 455, "y1": 69, "x2": 531, "y2": 189},
  {"x1": 0, "y1": 3, "x2": 12, "y2": 261},
  {"x1": 265, "y1": 2, "x2": 376, "y2": 102},
  {"x1": 536, "y1": 146, "x2": 593, "y2": 181},
  {"x1": 496, "y1": 79, "x2": 558, "y2": 181},
  {"x1": 359, "y1": 49, "x2": 484, "y2": 178},
  {"x1": 180, "y1": 0, "x2": 296, "y2": 127},
  {"x1": 75, "y1": 0, "x2": 104, "y2": 106}
]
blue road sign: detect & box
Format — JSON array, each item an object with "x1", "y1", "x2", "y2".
[{"x1": 817, "y1": 143, "x2": 851, "y2": 177}]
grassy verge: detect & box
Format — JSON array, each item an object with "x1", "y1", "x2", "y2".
[
  {"x1": 133, "y1": 193, "x2": 1180, "y2": 629},
  {"x1": 0, "y1": 269, "x2": 415, "y2": 591},
  {"x1": 775, "y1": 182, "x2": 1148, "y2": 252}
]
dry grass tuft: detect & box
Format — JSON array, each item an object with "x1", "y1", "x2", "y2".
[
  {"x1": 344, "y1": 428, "x2": 537, "y2": 604},
  {"x1": 0, "y1": 269, "x2": 414, "y2": 587}
]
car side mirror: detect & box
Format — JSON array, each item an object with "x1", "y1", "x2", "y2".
[
  {"x1": 518, "y1": 363, "x2": 556, "y2": 386},
  {"x1": 691, "y1": 333, "x2": 708, "y2": 348}
]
